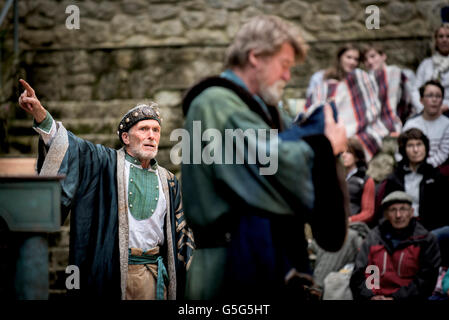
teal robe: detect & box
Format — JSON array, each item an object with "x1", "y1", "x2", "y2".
[{"x1": 37, "y1": 122, "x2": 194, "y2": 299}]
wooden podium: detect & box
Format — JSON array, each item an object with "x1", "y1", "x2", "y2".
[{"x1": 0, "y1": 158, "x2": 62, "y2": 300}]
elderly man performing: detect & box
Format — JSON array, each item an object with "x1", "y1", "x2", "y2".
[
  {"x1": 181, "y1": 15, "x2": 349, "y2": 300},
  {"x1": 17, "y1": 79, "x2": 194, "y2": 300}
]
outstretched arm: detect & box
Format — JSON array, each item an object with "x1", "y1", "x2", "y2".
[
  {"x1": 18, "y1": 79, "x2": 47, "y2": 123},
  {"x1": 18, "y1": 79, "x2": 56, "y2": 146}
]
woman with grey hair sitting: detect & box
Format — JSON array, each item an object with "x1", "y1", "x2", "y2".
[{"x1": 416, "y1": 22, "x2": 449, "y2": 114}]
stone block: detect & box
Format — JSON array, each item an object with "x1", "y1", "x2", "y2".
[
  {"x1": 57, "y1": 118, "x2": 118, "y2": 135},
  {"x1": 183, "y1": 0, "x2": 207, "y2": 11},
  {"x1": 133, "y1": 14, "x2": 154, "y2": 34},
  {"x1": 180, "y1": 11, "x2": 206, "y2": 29},
  {"x1": 384, "y1": 2, "x2": 416, "y2": 25},
  {"x1": 81, "y1": 19, "x2": 111, "y2": 45},
  {"x1": 148, "y1": 5, "x2": 180, "y2": 22},
  {"x1": 317, "y1": 0, "x2": 337, "y2": 14},
  {"x1": 22, "y1": 30, "x2": 55, "y2": 47},
  {"x1": 206, "y1": 0, "x2": 224, "y2": 9},
  {"x1": 280, "y1": 0, "x2": 309, "y2": 19},
  {"x1": 241, "y1": 6, "x2": 264, "y2": 21},
  {"x1": 35, "y1": 0, "x2": 58, "y2": 19},
  {"x1": 95, "y1": 73, "x2": 120, "y2": 101},
  {"x1": 115, "y1": 50, "x2": 135, "y2": 70},
  {"x1": 152, "y1": 19, "x2": 185, "y2": 37},
  {"x1": 416, "y1": 0, "x2": 448, "y2": 30},
  {"x1": 110, "y1": 14, "x2": 135, "y2": 42},
  {"x1": 25, "y1": 14, "x2": 55, "y2": 30},
  {"x1": 205, "y1": 9, "x2": 228, "y2": 28},
  {"x1": 226, "y1": 12, "x2": 241, "y2": 39},
  {"x1": 93, "y1": 1, "x2": 117, "y2": 21},
  {"x1": 72, "y1": 85, "x2": 93, "y2": 101},
  {"x1": 186, "y1": 29, "x2": 228, "y2": 43},
  {"x1": 223, "y1": 0, "x2": 252, "y2": 11},
  {"x1": 66, "y1": 74, "x2": 96, "y2": 87},
  {"x1": 154, "y1": 91, "x2": 183, "y2": 108},
  {"x1": 53, "y1": 25, "x2": 79, "y2": 48},
  {"x1": 121, "y1": 0, "x2": 149, "y2": 16},
  {"x1": 128, "y1": 70, "x2": 155, "y2": 99}
]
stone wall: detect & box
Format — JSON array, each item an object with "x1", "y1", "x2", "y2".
[
  {"x1": 1, "y1": 0, "x2": 448, "y2": 298},
  {"x1": 8, "y1": 1, "x2": 447, "y2": 160},
  {"x1": 0, "y1": 0, "x2": 18, "y2": 154}
]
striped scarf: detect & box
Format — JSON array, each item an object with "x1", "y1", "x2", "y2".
[
  {"x1": 305, "y1": 68, "x2": 390, "y2": 159},
  {"x1": 432, "y1": 51, "x2": 449, "y2": 81},
  {"x1": 372, "y1": 65, "x2": 410, "y2": 129}
]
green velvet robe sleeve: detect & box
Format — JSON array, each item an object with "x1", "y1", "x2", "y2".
[{"x1": 182, "y1": 86, "x2": 315, "y2": 226}]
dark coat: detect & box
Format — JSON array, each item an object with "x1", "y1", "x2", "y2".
[
  {"x1": 374, "y1": 161, "x2": 449, "y2": 231},
  {"x1": 347, "y1": 167, "x2": 369, "y2": 216},
  {"x1": 350, "y1": 218, "x2": 440, "y2": 300}
]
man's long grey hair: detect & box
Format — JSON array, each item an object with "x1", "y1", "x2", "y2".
[{"x1": 225, "y1": 15, "x2": 308, "y2": 68}]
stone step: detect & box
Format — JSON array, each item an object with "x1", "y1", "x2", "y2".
[
  {"x1": 7, "y1": 134, "x2": 179, "y2": 174},
  {"x1": 42, "y1": 97, "x2": 182, "y2": 119},
  {"x1": 45, "y1": 99, "x2": 185, "y2": 139},
  {"x1": 10, "y1": 119, "x2": 178, "y2": 149},
  {"x1": 10, "y1": 98, "x2": 185, "y2": 148}
]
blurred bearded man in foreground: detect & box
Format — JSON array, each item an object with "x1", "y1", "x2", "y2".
[{"x1": 181, "y1": 15, "x2": 350, "y2": 300}]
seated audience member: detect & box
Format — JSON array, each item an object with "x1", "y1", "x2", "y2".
[
  {"x1": 350, "y1": 191, "x2": 440, "y2": 300},
  {"x1": 376, "y1": 128, "x2": 449, "y2": 231},
  {"x1": 375, "y1": 128, "x2": 449, "y2": 265},
  {"x1": 308, "y1": 138, "x2": 373, "y2": 297},
  {"x1": 343, "y1": 137, "x2": 375, "y2": 224},
  {"x1": 403, "y1": 80, "x2": 449, "y2": 168},
  {"x1": 310, "y1": 221, "x2": 370, "y2": 296},
  {"x1": 362, "y1": 44, "x2": 421, "y2": 126},
  {"x1": 443, "y1": 267, "x2": 449, "y2": 297},
  {"x1": 429, "y1": 266, "x2": 449, "y2": 300},
  {"x1": 306, "y1": 44, "x2": 360, "y2": 99},
  {"x1": 305, "y1": 46, "x2": 390, "y2": 160},
  {"x1": 415, "y1": 23, "x2": 449, "y2": 115}
]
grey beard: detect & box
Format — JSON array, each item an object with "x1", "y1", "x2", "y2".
[
  {"x1": 259, "y1": 80, "x2": 285, "y2": 106},
  {"x1": 127, "y1": 145, "x2": 158, "y2": 162}
]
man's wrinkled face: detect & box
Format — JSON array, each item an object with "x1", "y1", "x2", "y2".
[
  {"x1": 122, "y1": 119, "x2": 161, "y2": 161},
  {"x1": 421, "y1": 84, "x2": 443, "y2": 118},
  {"x1": 385, "y1": 202, "x2": 413, "y2": 229},
  {"x1": 256, "y1": 42, "x2": 295, "y2": 106},
  {"x1": 364, "y1": 49, "x2": 386, "y2": 71}
]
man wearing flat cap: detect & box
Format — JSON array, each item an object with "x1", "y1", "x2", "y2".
[
  {"x1": 350, "y1": 190, "x2": 440, "y2": 300},
  {"x1": 17, "y1": 79, "x2": 194, "y2": 300}
]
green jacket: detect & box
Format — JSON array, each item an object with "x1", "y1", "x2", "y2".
[{"x1": 181, "y1": 74, "x2": 348, "y2": 299}]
